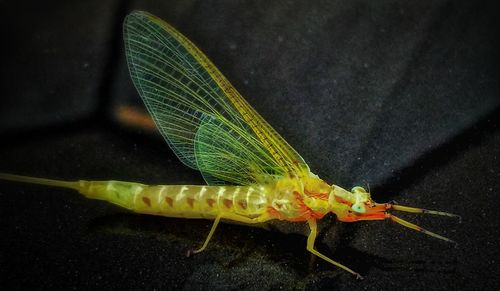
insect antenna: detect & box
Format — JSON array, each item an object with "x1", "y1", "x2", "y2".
[
  {"x1": 387, "y1": 203, "x2": 460, "y2": 245},
  {"x1": 391, "y1": 204, "x2": 462, "y2": 222},
  {"x1": 389, "y1": 214, "x2": 457, "y2": 245}
]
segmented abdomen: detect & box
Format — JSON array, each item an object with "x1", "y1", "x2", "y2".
[{"x1": 82, "y1": 181, "x2": 270, "y2": 219}]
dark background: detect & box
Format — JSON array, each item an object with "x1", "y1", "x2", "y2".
[{"x1": 1, "y1": 1, "x2": 499, "y2": 290}]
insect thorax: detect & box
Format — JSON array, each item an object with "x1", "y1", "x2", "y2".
[{"x1": 268, "y1": 175, "x2": 332, "y2": 221}]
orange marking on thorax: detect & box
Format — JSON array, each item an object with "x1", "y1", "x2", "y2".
[
  {"x1": 289, "y1": 191, "x2": 326, "y2": 221},
  {"x1": 335, "y1": 196, "x2": 352, "y2": 206},
  {"x1": 187, "y1": 198, "x2": 195, "y2": 208},
  {"x1": 142, "y1": 197, "x2": 151, "y2": 207},
  {"x1": 304, "y1": 189, "x2": 329, "y2": 200},
  {"x1": 266, "y1": 192, "x2": 326, "y2": 222}
]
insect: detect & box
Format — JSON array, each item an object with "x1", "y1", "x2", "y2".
[{"x1": 0, "y1": 11, "x2": 459, "y2": 279}]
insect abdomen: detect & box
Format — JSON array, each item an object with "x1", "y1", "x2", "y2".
[
  {"x1": 80, "y1": 180, "x2": 146, "y2": 210},
  {"x1": 135, "y1": 185, "x2": 270, "y2": 219},
  {"x1": 81, "y1": 181, "x2": 270, "y2": 220}
]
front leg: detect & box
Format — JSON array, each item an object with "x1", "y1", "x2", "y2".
[{"x1": 306, "y1": 219, "x2": 363, "y2": 279}]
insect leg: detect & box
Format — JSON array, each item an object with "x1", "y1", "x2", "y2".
[
  {"x1": 306, "y1": 219, "x2": 363, "y2": 279},
  {"x1": 218, "y1": 212, "x2": 271, "y2": 224},
  {"x1": 187, "y1": 212, "x2": 270, "y2": 256},
  {"x1": 188, "y1": 214, "x2": 222, "y2": 256}
]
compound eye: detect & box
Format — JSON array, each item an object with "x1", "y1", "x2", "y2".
[{"x1": 352, "y1": 203, "x2": 366, "y2": 213}]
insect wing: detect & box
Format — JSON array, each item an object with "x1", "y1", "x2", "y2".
[
  {"x1": 124, "y1": 11, "x2": 309, "y2": 184},
  {"x1": 195, "y1": 115, "x2": 284, "y2": 185},
  {"x1": 124, "y1": 11, "x2": 240, "y2": 170}
]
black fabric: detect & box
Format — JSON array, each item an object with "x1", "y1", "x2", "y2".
[{"x1": 1, "y1": 1, "x2": 499, "y2": 289}]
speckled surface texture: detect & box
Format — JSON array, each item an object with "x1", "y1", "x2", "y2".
[{"x1": 1, "y1": 1, "x2": 499, "y2": 290}]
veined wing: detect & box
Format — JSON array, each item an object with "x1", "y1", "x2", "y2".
[
  {"x1": 194, "y1": 115, "x2": 286, "y2": 185},
  {"x1": 123, "y1": 11, "x2": 310, "y2": 184}
]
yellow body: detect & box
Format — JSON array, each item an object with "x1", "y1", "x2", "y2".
[
  {"x1": 83, "y1": 181, "x2": 271, "y2": 220},
  {"x1": 79, "y1": 174, "x2": 336, "y2": 223},
  {"x1": 0, "y1": 11, "x2": 459, "y2": 280},
  {"x1": 0, "y1": 166, "x2": 457, "y2": 280}
]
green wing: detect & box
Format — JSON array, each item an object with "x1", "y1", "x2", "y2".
[
  {"x1": 194, "y1": 115, "x2": 283, "y2": 185},
  {"x1": 123, "y1": 11, "x2": 309, "y2": 185}
]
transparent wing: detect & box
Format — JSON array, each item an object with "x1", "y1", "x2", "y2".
[
  {"x1": 124, "y1": 11, "x2": 244, "y2": 170},
  {"x1": 124, "y1": 11, "x2": 310, "y2": 185},
  {"x1": 195, "y1": 115, "x2": 284, "y2": 185}
]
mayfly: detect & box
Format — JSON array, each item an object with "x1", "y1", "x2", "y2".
[{"x1": 0, "y1": 11, "x2": 459, "y2": 279}]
